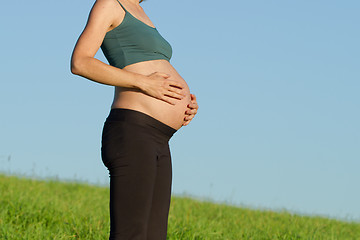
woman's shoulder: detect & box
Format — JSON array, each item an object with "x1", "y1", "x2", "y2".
[
  {"x1": 90, "y1": 0, "x2": 124, "y2": 19},
  {"x1": 87, "y1": 0, "x2": 124, "y2": 29},
  {"x1": 93, "y1": 0, "x2": 120, "y2": 8}
]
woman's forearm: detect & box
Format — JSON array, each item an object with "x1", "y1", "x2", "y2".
[
  {"x1": 70, "y1": 55, "x2": 186, "y2": 105},
  {"x1": 70, "y1": 56, "x2": 144, "y2": 89}
]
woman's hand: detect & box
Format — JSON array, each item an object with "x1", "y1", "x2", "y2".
[
  {"x1": 138, "y1": 72, "x2": 186, "y2": 105},
  {"x1": 183, "y1": 93, "x2": 199, "y2": 126}
]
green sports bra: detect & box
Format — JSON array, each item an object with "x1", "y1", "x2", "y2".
[{"x1": 101, "y1": 0, "x2": 173, "y2": 69}]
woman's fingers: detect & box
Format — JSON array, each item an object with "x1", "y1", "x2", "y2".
[
  {"x1": 185, "y1": 108, "x2": 197, "y2": 115},
  {"x1": 161, "y1": 96, "x2": 177, "y2": 105},
  {"x1": 160, "y1": 84, "x2": 185, "y2": 103},
  {"x1": 182, "y1": 93, "x2": 198, "y2": 126},
  {"x1": 184, "y1": 114, "x2": 194, "y2": 121},
  {"x1": 188, "y1": 101, "x2": 198, "y2": 108},
  {"x1": 164, "y1": 81, "x2": 186, "y2": 100},
  {"x1": 142, "y1": 72, "x2": 187, "y2": 104},
  {"x1": 187, "y1": 102, "x2": 198, "y2": 110},
  {"x1": 165, "y1": 91, "x2": 184, "y2": 100},
  {"x1": 182, "y1": 120, "x2": 191, "y2": 126},
  {"x1": 185, "y1": 102, "x2": 198, "y2": 115},
  {"x1": 189, "y1": 95, "x2": 198, "y2": 107},
  {"x1": 166, "y1": 86, "x2": 185, "y2": 99},
  {"x1": 167, "y1": 80, "x2": 184, "y2": 91}
]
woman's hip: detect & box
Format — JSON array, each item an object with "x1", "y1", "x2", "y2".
[{"x1": 101, "y1": 108, "x2": 176, "y2": 168}]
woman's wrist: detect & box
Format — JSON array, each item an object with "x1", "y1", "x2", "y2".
[{"x1": 131, "y1": 73, "x2": 148, "y2": 90}]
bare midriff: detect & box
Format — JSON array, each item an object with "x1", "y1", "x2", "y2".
[{"x1": 111, "y1": 59, "x2": 191, "y2": 130}]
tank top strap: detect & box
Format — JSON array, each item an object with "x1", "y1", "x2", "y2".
[{"x1": 115, "y1": 0, "x2": 128, "y2": 12}]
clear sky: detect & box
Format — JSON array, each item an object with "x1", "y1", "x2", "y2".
[{"x1": 1, "y1": 0, "x2": 359, "y2": 221}]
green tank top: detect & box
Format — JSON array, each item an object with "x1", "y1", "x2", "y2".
[{"x1": 101, "y1": 0, "x2": 173, "y2": 69}]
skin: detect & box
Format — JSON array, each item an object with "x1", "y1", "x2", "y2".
[{"x1": 71, "y1": 0, "x2": 198, "y2": 130}]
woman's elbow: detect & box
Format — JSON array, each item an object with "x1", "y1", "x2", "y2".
[{"x1": 70, "y1": 57, "x2": 83, "y2": 75}]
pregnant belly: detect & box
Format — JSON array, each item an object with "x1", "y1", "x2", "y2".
[{"x1": 111, "y1": 60, "x2": 191, "y2": 130}]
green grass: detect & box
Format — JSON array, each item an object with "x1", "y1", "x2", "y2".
[{"x1": 1, "y1": 174, "x2": 359, "y2": 239}]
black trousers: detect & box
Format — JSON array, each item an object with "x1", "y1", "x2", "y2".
[{"x1": 101, "y1": 108, "x2": 177, "y2": 240}]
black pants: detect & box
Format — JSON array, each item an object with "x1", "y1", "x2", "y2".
[{"x1": 101, "y1": 108, "x2": 177, "y2": 240}]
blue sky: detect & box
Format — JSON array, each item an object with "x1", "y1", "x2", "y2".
[{"x1": 1, "y1": 0, "x2": 359, "y2": 221}]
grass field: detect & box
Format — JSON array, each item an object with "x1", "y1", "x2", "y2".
[{"x1": 1, "y1": 174, "x2": 359, "y2": 239}]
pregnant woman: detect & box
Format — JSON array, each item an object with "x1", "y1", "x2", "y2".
[{"x1": 70, "y1": 0, "x2": 198, "y2": 239}]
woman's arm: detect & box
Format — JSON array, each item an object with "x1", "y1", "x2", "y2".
[{"x1": 70, "y1": 0, "x2": 185, "y2": 104}]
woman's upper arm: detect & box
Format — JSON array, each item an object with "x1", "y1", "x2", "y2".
[{"x1": 72, "y1": 0, "x2": 120, "y2": 60}]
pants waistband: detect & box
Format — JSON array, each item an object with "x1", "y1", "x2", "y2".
[{"x1": 105, "y1": 108, "x2": 177, "y2": 139}]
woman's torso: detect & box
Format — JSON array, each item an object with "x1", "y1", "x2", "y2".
[
  {"x1": 103, "y1": 0, "x2": 190, "y2": 130},
  {"x1": 112, "y1": 60, "x2": 190, "y2": 130}
]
